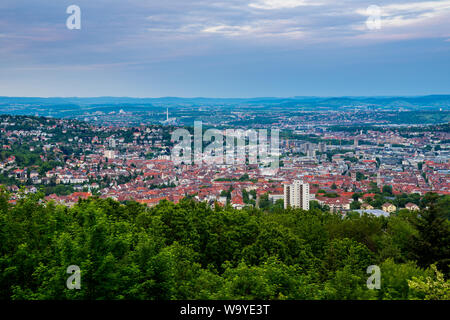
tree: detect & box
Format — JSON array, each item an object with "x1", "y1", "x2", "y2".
[
  {"x1": 350, "y1": 201, "x2": 361, "y2": 210},
  {"x1": 377, "y1": 259, "x2": 429, "y2": 300},
  {"x1": 356, "y1": 172, "x2": 366, "y2": 181},
  {"x1": 369, "y1": 182, "x2": 380, "y2": 194},
  {"x1": 375, "y1": 157, "x2": 381, "y2": 168},
  {"x1": 258, "y1": 193, "x2": 271, "y2": 210},
  {"x1": 377, "y1": 215, "x2": 418, "y2": 263},
  {"x1": 382, "y1": 185, "x2": 393, "y2": 196},
  {"x1": 324, "y1": 238, "x2": 374, "y2": 276},
  {"x1": 0, "y1": 191, "x2": 447, "y2": 300},
  {"x1": 321, "y1": 265, "x2": 376, "y2": 300},
  {"x1": 215, "y1": 258, "x2": 319, "y2": 300},
  {"x1": 418, "y1": 162, "x2": 423, "y2": 171},
  {"x1": 408, "y1": 265, "x2": 450, "y2": 300},
  {"x1": 436, "y1": 195, "x2": 450, "y2": 220},
  {"x1": 242, "y1": 189, "x2": 249, "y2": 204},
  {"x1": 410, "y1": 194, "x2": 450, "y2": 275}
]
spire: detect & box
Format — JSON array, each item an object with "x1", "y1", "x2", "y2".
[{"x1": 166, "y1": 108, "x2": 169, "y2": 121}]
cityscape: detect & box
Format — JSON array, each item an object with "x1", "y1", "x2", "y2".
[
  {"x1": 0, "y1": 0, "x2": 449, "y2": 309},
  {"x1": 1, "y1": 104, "x2": 448, "y2": 215}
]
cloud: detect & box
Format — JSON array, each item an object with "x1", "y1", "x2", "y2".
[
  {"x1": 202, "y1": 25, "x2": 255, "y2": 36},
  {"x1": 0, "y1": 0, "x2": 449, "y2": 74},
  {"x1": 200, "y1": 18, "x2": 307, "y2": 39},
  {"x1": 355, "y1": 0, "x2": 450, "y2": 28},
  {"x1": 383, "y1": 0, "x2": 450, "y2": 13},
  {"x1": 350, "y1": 0, "x2": 450, "y2": 43},
  {"x1": 248, "y1": 0, "x2": 322, "y2": 10}
]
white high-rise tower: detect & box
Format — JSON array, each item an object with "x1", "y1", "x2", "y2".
[{"x1": 284, "y1": 180, "x2": 310, "y2": 210}]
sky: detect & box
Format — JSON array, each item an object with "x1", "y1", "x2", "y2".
[{"x1": 0, "y1": 0, "x2": 449, "y2": 98}]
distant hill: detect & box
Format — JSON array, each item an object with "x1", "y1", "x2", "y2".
[{"x1": 0, "y1": 95, "x2": 449, "y2": 118}]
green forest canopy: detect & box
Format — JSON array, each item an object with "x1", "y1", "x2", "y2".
[{"x1": 0, "y1": 190, "x2": 448, "y2": 300}]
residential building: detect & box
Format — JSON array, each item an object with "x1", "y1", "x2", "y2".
[
  {"x1": 405, "y1": 202, "x2": 420, "y2": 211},
  {"x1": 284, "y1": 180, "x2": 310, "y2": 210},
  {"x1": 382, "y1": 202, "x2": 397, "y2": 213}
]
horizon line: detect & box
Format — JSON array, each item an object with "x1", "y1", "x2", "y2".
[{"x1": 1, "y1": 94, "x2": 450, "y2": 100}]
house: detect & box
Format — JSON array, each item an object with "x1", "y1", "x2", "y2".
[
  {"x1": 405, "y1": 202, "x2": 420, "y2": 211},
  {"x1": 13, "y1": 169, "x2": 26, "y2": 179},
  {"x1": 316, "y1": 196, "x2": 353, "y2": 213},
  {"x1": 70, "y1": 192, "x2": 92, "y2": 200},
  {"x1": 361, "y1": 203, "x2": 374, "y2": 210},
  {"x1": 30, "y1": 171, "x2": 39, "y2": 178},
  {"x1": 382, "y1": 203, "x2": 397, "y2": 213},
  {"x1": 137, "y1": 197, "x2": 168, "y2": 207}
]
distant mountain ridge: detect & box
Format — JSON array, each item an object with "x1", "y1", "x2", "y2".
[
  {"x1": 0, "y1": 95, "x2": 449, "y2": 118},
  {"x1": 1, "y1": 95, "x2": 450, "y2": 106}
]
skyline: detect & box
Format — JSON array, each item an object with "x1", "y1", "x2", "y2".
[{"x1": 0, "y1": 0, "x2": 450, "y2": 97}]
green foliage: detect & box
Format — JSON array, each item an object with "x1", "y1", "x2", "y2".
[
  {"x1": 376, "y1": 259, "x2": 430, "y2": 300},
  {"x1": 258, "y1": 193, "x2": 271, "y2": 210},
  {"x1": 356, "y1": 172, "x2": 366, "y2": 181},
  {"x1": 408, "y1": 265, "x2": 450, "y2": 300},
  {"x1": 377, "y1": 214, "x2": 418, "y2": 262},
  {"x1": 350, "y1": 201, "x2": 361, "y2": 210},
  {"x1": 369, "y1": 182, "x2": 380, "y2": 194},
  {"x1": 382, "y1": 185, "x2": 393, "y2": 196},
  {"x1": 0, "y1": 191, "x2": 449, "y2": 300},
  {"x1": 410, "y1": 193, "x2": 450, "y2": 275}
]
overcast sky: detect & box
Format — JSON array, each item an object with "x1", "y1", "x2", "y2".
[{"x1": 0, "y1": 0, "x2": 449, "y2": 97}]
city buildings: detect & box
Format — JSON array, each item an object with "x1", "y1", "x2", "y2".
[{"x1": 0, "y1": 114, "x2": 448, "y2": 214}]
